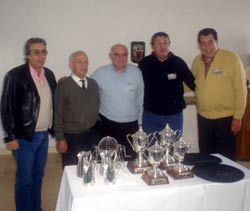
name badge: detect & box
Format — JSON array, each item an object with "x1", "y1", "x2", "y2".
[
  {"x1": 124, "y1": 83, "x2": 135, "y2": 92},
  {"x1": 213, "y1": 68, "x2": 223, "y2": 74},
  {"x1": 168, "y1": 73, "x2": 177, "y2": 80}
]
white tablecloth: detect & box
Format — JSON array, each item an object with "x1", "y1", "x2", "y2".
[{"x1": 56, "y1": 154, "x2": 250, "y2": 211}]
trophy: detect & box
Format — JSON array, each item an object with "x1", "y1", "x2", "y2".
[
  {"x1": 167, "y1": 137, "x2": 193, "y2": 179},
  {"x1": 126, "y1": 126, "x2": 151, "y2": 173},
  {"x1": 77, "y1": 151, "x2": 95, "y2": 185},
  {"x1": 154, "y1": 124, "x2": 181, "y2": 170},
  {"x1": 95, "y1": 136, "x2": 124, "y2": 184},
  {"x1": 142, "y1": 142, "x2": 169, "y2": 185}
]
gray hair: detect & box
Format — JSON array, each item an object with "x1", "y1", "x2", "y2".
[
  {"x1": 24, "y1": 37, "x2": 47, "y2": 56},
  {"x1": 69, "y1": 50, "x2": 88, "y2": 63}
]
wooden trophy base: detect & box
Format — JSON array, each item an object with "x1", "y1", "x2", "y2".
[
  {"x1": 142, "y1": 171, "x2": 169, "y2": 186},
  {"x1": 167, "y1": 167, "x2": 194, "y2": 180},
  {"x1": 159, "y1": 161, "x2": 176, "y2": 170},
  {"x1": 127, "y1": 161, "x2": 152, "y2": 174}
]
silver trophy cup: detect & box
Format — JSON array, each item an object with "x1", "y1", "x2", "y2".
[
  {"x1": 142, "y1": 142, "x2": 169, "y2": 185},
  {"x1": 168, "y1": 137, "x2": 193, "y2": 179},
  {"x1": 154, "y1": 124, "x2": 181, "y2": 170},
  {"x1": 126, "y1": 126, "x2": 151, "y2": 173}
]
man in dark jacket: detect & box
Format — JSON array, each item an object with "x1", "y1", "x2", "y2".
[
  {"x1": 1, "y1": 38, "x2": 57, "y2": 211},
  {"x1": 138, "y1": 32, "x2": 195, "y2": 134}
]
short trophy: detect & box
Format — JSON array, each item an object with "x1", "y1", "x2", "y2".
[
  {"x1": 168, "y1": 137, "x2": 193, "y2": 179},
  {"x1": 154, "y1": 124, "x2": 181, "y2": 170},
  {"x1": 126, "y1": 126, "x2": 151, "y2": 174},
  {"x1": 95, "y1": 136, "x2": 124, "y2": 184},
  {"x1": 142, "y1": 142, "x2": 169, "y2": 185},
  {"x1": 77, "y1": 151, "x2": 95, "y2": 185}
]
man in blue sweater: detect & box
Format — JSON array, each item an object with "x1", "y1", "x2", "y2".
[{"x1": 91, "y1": 44, "x2": 144, "y2": 160}]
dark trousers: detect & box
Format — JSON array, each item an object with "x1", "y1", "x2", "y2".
[
  {"x1": 62, "y1": 128, "x2": 98, "y2": 168},
  {"x1": 99, "y1": 114, "x2": 138, "y2": 161},
  {"x1": 197, "y1": 114, "x2": 236, "y2": 160},
  {"x1": 13, "y1": 131, "x2": 48, "y2": 211}
]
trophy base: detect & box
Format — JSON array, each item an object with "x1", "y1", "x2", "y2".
[
  {"x1": 142, "y1": 171, "x2": 169, "y2": 185},
  {"x1": 167, "y1": 167, "x2": 194, "y2": 180},
  {"x1": 127, "y1": 161, "x2": 152, "y2": 174},
  {"x1": 159, "y1": 161, "x2": 176, "y2": 170}
]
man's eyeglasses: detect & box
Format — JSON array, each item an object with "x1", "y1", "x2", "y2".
[
  {"x1": 112, "y1": 53, "x2": 128, "y2": 58},
  {"x1": 30, "y1": 50, "x2": 48, "y2": 56}
]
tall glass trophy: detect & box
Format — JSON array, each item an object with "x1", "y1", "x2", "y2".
[
  {"x1": 167, "y1": 137, "x2": 193, "y2": 179},
  {"x1": 95, "y1": 136, "x2": 124, "y2": 184},
  {"x1": 126, "y1": 126, "x2": 151, "y2": 173},
  {"x1": 76, "y1": 151, "x2": 95, "y2": 185},
  {"x1": 142, "y1": 142, "x2": 169, "y2": 185}
]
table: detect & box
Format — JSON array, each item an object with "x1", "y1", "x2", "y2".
[{"x1": 56, "y1": 155, "x2": 250, "y2": 211}]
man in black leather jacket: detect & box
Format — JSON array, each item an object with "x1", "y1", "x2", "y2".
[{"x1": 1, "y1": 38, "x2": 57, "y2": 211}]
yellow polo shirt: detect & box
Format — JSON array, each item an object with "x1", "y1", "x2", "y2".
[{"x1": 192, "y1": 49, "x2": 247, "y2": 120}]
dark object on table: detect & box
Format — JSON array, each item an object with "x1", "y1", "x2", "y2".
[
  {"x1": 183, "y1": 153, "x2": 222, "y2": 166},
  {"x1": 192, "y1": 164, "x2": 245, "y2": 183}
]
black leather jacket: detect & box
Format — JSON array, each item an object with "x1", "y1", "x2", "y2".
[{"x1": 1, "y1": 63, "x2": 57, "y2": 143}]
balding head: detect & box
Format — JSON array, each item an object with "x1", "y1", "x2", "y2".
[
  {"x1": 69, "y1": 51, "x2": 88, "y2": 63},
  {"x1": 69, "y1": 50, "x2": 89, "y2": 79},
  {"x1": 110, "y1": 44, "x2": 128, "y2": 55},
  {"x1": 109, "y1": 44, "x2": 128, "y2": 72}
]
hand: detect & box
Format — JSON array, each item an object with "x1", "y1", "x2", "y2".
[
  {"x1": 231, "y1": 118, "x2": 242, "y2": 135},
  {"x1": 6, "y1": 140, "x2": 19, "y2": 150},
  {"x1": 58, "y1": 76, "x2": 67, "y2": 83},
  {"x1": 56, "y1": 140, "x2": 68, "y2": 153}
]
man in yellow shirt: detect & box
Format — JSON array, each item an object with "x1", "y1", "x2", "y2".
[{"x1": 192, "y1": 28, "x2": 247, "y2": 160}]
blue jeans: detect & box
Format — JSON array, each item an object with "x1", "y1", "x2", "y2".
[
  {"x1": 143, "y1": 110, "x2": 183, "y2": 145},
  {"x1": 142, "y1": 110, "x2": 183, "y2": 134},
  {"x1": 13, "y1": 131, "x2": 49, "y2": 211}
]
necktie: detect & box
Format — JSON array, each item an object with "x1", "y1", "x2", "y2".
[{"x1": 80, "y1": 79, "x2": 86, "y2": 90}]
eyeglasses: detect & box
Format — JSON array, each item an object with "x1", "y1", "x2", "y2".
[
  {"x1": 112, "y1": 53, "x2": 128, "y2": 58},
  {"x1": 30, "y1": 49, "x2": 48, "y2": 56}
]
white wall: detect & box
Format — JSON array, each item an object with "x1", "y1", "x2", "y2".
[{"x1": 0, "y1": 0, "x2": 250, "y2": 149}]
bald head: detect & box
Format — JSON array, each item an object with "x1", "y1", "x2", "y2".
[{"x1": 110, "y1": 44, "x2": 128, "y2": 55}]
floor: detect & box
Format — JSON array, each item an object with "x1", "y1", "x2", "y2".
[
  {"x1": 0, "y1": 153, "x2": 250, "y2": 211},
  {"x1": 0, "y1": 153, "x2": 62, "y2": 211}
]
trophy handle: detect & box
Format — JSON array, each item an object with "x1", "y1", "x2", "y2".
[
  {"x1": 126, "y1": 134, "x2": 135, "y2": 150},
  {"x1": 173, "y1": 130, "x2": 182, "y2": 142},
  {"x1": 153, "y1": 132, "x2": 160, "y2": 142},
  {"x1": 119, "y1": 144, "x2": 131, "y2": 158},
  {"x1": 147, "y1": 132, "x2": 158, "y2": 146},
  {"x1": 92, "y1": 146, "x2": 100, "y2": 163},
  {"x1": 142, "y1": 150, "x2": 149, "y2": 160},
  {"x1": 77, "y1": 151, "x2": 83, "y2": 160},
  {"x1": 89, "y1": 152, "x2": 93, "y2": 164},
  {"x1": 111, "y1": 150, "x2": 118, "y2": 163}
]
